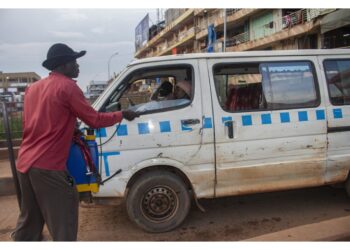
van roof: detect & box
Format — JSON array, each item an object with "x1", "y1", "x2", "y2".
[{"x1": 129, "y1": 49, "x2": 350, "y2": 66}]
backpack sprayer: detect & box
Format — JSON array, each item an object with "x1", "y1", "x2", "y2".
[
  {"x1": 66, "y1": 121, "x2": 125, "y2": 201},
  {"x1": 67, "y1": 128, "x2": 100, "y2": 195}
]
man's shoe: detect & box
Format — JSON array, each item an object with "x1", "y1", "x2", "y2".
[{"x1": 10, "y1": 231, "x2": 15, "y2": 241}]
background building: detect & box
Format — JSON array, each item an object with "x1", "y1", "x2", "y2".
[
  {"x1": 0, "y1": 71, "x2": 40, "y2": 93},
  {"x1": 86, "y1": 80, "x2": 108, "y2": 103},
  {"x1": 0, "y1": 71, "x2": 41, "y2": 102},
  {"x1": 134, "y1": 9, "x2": 350, "y2": 59}
]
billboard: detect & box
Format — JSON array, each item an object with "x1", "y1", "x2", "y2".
[{"x1": 135, "y1": 14, "x2": 149, "y2": 51}]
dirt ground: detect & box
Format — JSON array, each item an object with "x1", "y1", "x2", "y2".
[{"x1": 1, "y1": 185, "x2": 350, "y2": 241}]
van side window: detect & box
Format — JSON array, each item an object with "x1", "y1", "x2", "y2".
[
  {"x1": 260, "y1": 62, "x2": 318, "y2": 109},
  {"x1": 103, "y1": 65, "x2": 193, "y2": 114},
  {"x1": 214, "y1": 63, "x2": 265, "y2": 112},
  {"x1": 213, "y1": 61, "x2": 319, "y2": 112},
  {"x1": 324, "y1": 59, "x2": 350, "y2": 106}
]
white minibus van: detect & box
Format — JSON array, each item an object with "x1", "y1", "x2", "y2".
[{"x1": 90, "y1": 49, "x2": 350, "y2": 232}]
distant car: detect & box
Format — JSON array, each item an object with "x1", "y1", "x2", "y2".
[
  {"x1": 0, "y1": 93, "x2": 14, "y2": 103},
  {"x1": 0, "y1": 92, "x2": 22, "y2": 112}
]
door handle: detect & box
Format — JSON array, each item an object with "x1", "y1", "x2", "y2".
[
  {"x1": 226, "y1": 121, "x2": 234, "y2": 139},
  {"x1": 181, "y1": 119, "x2": 200, "y2": 126}
]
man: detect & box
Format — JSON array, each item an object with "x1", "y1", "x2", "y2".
[
  {"x1": 150, "y1": 81, "x2": 174, "y2": 101},
  {"x1": 132, "y1": 80, "x2": 192, "y2": 113},
  {"x1": 12, "y1": 43, "x2": 139, "y2": 241},
  {"x1": 174, "y1": 80, "x2": 191, "y2": 100}
]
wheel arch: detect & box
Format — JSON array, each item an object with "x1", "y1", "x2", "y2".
[{"x1": 125, "y1": 165, "x2": 194, "y2": 197}]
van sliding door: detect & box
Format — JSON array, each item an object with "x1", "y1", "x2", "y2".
[{"x1": 207, "y1": 56, "x2": 327, "y2": 197}]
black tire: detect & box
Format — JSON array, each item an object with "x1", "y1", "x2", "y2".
[{"x1": 126, "y1": 170, "x2": 191, "y2": 233}]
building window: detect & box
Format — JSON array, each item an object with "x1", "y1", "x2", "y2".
[{"x1": 322, "y1": 25, "x2": 350, "y2": 49}]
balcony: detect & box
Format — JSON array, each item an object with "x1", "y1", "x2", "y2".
[
  {"x1": 156, "y1": 27, "x2": 195, "y2": 56},
  {"x1": 226, "y1": 9, "x2": 242, "y2": 16},
  {"x1": 226, "y1": 31, "x2": 250, "y2": 47},
  {"x1": 200, "y1": 41, "x2": 223, "y2": 53},
  {"x1": 226, "y1": 9, "x2": 322, "y2": 52},
  {"x1": 249, "y1": 9, "x2": 309, "y2": 41},
  {"x1": 281, "y1": 9, "x2": 308, "y2": 30},
  {"x1": 195, "y1": 9, "x2": 259, "y2": 41}
]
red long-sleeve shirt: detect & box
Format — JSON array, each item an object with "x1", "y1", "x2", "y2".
[{"x1": 16, "y1": 72, "x2": 122, "y2": 173}]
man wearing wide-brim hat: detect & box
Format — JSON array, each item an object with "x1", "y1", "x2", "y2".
[{"x1": 12, "y1": 43, "x2": 139, "y2": 241}]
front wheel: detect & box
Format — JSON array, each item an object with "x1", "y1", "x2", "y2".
[{"x1": 126, "y1": 170, "x2": 191, "y2": 233}]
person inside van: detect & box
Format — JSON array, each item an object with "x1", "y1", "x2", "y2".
[
  {"x1": 150, "y1": 81, "x2": 174, "y2": 101},
  {"x1": 131, "y1": 80, "x2": 192, "y2": 113},
  {"x1": 174, "y1": 80, "x2": 192, "y2": 100}
]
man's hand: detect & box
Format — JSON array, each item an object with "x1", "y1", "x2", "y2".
[{"x1": 122, "y1": 110, "x2": 140, "y2": 121}]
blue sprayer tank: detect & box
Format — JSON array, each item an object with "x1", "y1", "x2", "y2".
[{"x1": 66, "y1": 130, "x2": 100, "y2": 193}]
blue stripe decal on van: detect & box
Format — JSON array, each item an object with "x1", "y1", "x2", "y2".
[
  {"x1": 222, "y1": 116, "x2": 232, "y2": 127},
  {"x1": 138, "y1": 123, "x2": 150, "y2": 135},
  {"x1": 159, "y1": 121, "x2": 171, "y2": 133},
  {"x1": 117, "y1": 124, "x2": 128, "y2": 136},
  {"x1": 242, "y1": 115, "x2": 252, "y2": 126},
  {"x1": 181, "y1": 123, "x2": 193, "y2": 131},
  {"x1": 316, "y1": 110, "x2": 325, "y2": 120},
  {"x1": 203, "y1": 117, "x2": 213, "y2": 129},
  {"x1": 99, "y1": 151, "x2": 120, "y2": 177},
  {"x1": 261, "y1": 113, "x2": 272, "y2": 125},
  {"x1": 97, "y1": 108, "x2": 342, "y2": 139},
  {"x1": 95, "y1": 128, "x2": 107, "y2": 137},
  {"x1": 333, "y1": 108, "x2": 343, "y2": 119},
  {"x1": 280, "y1": 112, "x2": 290, "y2": 123},
  {"x1": 298, "y1": 111, "x2": 308, "y2": 122}
]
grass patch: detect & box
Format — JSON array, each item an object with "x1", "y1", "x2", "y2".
[{"x1": 0, "y1": 112, "x2": 23, "y2": 140}]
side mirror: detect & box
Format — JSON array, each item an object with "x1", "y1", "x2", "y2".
[{"x1": 105, "y1": 102, "x2": 121, "y2": 112}]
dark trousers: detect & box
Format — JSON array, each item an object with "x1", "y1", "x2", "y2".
[{"x1": 14, "y1": 168, "x2": 79, "y2": 241}]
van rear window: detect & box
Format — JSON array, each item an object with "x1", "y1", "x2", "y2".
[
  {"x1": 324, "y1": 59, "x2": 350, "y2": 106},
  {"x1": 213, "y1": 61, "x2": 319, "y2": 112}
]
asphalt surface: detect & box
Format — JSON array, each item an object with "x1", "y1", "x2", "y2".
[
  {"x1": 1, "y1": 158, "x2": 350, "y2": 241},
  {"x1": 1, "y1": 185, "x2": 350, "y2": 241}
]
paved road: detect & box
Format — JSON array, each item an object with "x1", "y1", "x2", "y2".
[{"x1": 1, "y1": 185, "x2": 350, "y2": 241}]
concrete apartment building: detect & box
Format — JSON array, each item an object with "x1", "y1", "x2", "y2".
[
  {"x1": 0, "y1": 71, "x2": 41, "y2": 94},
  {"x1": 0, "y1": 71, "x2": 41, "y2": 103},
  {"x1": 134, "y1": 9, "x2": 350, "y2": 59}
]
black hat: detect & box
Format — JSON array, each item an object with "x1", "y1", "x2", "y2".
[{"x1": 42, "y1": 43, "x2": 86, "y2": 70}]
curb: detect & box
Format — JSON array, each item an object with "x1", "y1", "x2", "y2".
[
  {"x1": 0, "y1": 139, "x2": 22, "y2": 148},
  {"x1": 0, "y1": 147, "x2": 18, "y2": 161},
  {"x1": 0, "y1": 177, "x2": 15, "y2": 196}
]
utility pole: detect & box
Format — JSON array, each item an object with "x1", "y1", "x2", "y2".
[
  {"x1": 157, "y1": 8, "x2": 160, "y2": 32},
  {"x1": 223, "y1": 9, "x2": 227, "y2": 52},
  {"x1": 107, "y1": 52, "x2": 119, "y2": 81}
]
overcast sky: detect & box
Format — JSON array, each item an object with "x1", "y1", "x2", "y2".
[
  {"x1": 1, "y1": 4, "x2": 347, "y2": 93},
  {"x1": 0, "y1": 9, "x2": 158, "y2": 91}
]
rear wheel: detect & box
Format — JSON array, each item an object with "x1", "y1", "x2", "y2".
[{"x1": 126, "y1": 170, "x2": 191, "y2": 233}]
